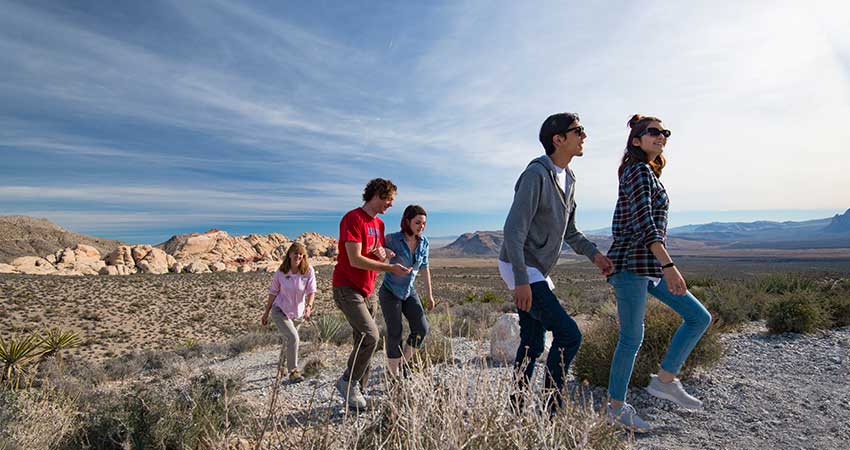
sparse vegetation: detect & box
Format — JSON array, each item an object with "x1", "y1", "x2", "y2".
[
  {"x1": 312, "y1": 313, "x2": 349, "y2": 346},
  {"x1": 1, "y1": 333, "x2": 43, "y2": 388},
  {"x1": 574, "y1": 300, "x2": 723, "y2": 389},
  {"x1": 765, "y1": 290, "x2": 828, "y2": 334}
]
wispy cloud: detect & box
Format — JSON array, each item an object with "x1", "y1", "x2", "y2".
[{"x1": 1, "y1": 0, "x2": 848, "y2": 241}]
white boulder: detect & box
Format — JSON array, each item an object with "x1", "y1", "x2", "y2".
[{"x1": 489, "y1": 313, "x2": 552, "y2": 363}]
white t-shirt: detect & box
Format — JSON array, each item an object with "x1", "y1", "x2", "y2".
[{"x1": 498, "y1": 259, "x2": 555, "y2": 290}]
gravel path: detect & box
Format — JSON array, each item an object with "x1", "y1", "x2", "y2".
[{"x1": 207, "y1": 323, "x2": 850, "y2": 449}]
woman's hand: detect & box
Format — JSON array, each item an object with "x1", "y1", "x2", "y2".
[
  {"x1": 663, "y1": 266, "x2": 688, "y2": 295},
  {"x1": 304, "y1": 304, "x2": 313, "y2": 319},
  {"x1": 426, "y1": 296, "x2": 436, "y2": 311},
  {"x1": 261, "y1": 311, "x2": 269, "y2": 326}
]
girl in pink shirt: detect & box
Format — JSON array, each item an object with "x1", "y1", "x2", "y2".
[{"x1": 261, "y1": 242, "x2": 317, "y2": 383}]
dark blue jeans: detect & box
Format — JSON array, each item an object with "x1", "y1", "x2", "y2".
[{"x1": 514, "y1": 281, "x2": 582, "y2": 397}]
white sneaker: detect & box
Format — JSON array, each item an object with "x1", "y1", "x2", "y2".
[
  {"x1": 607, "y1": 403, "x2": 652, "y2": 433},
  {"x1": 335, "y1": 376, "x2": 367, "y2": 410},
  {"x1": 645, "y1": 374, "x2": 703, "y2": 410}
]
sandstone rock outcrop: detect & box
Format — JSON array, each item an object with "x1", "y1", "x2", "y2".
[
  {"x1": 10, "y1": 256, "x2": 56, "y2": 275},
  {"x1": 3, "y1": 223, "x2": 336, "y2": 276}
]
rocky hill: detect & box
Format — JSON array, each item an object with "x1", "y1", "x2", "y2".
[
  {"x1": 0, "y1": 216, "x2": 337, "y2": 276},
  {"x1": 432, "y1": 231, "x2": 504, "y2": 256},
  {"x1": 0, "y1": 215, "x2": 124, "y2": 264}
]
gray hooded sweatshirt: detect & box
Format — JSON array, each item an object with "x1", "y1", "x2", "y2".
[{"x1": 499, "y1": 155, "x2": 599, "y2": 286}]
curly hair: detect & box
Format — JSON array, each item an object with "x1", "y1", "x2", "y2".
[{"x1": 362, "y1": 178, "x2": 398, "y2": 202}]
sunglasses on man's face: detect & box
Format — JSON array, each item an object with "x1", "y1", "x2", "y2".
[
  {"x1": 562, "y1": 126, "x2": 585, "y2": 136},
  {"x1": 640, "y1": 127, "x2": 671, "y2": 138}
]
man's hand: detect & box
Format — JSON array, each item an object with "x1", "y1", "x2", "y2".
[
  {"x1": 514, "y1": 283, "x2": 532, "y2": 312},
  {"x1": 304, "y1": 304, "x2": 312, "y2": 319},
  {"x1": 370, "y1": 246, "x2": 388, "y2": 261},
  {"x1": 261, "y1": 312, "x2": 269, "y2": 327},
  {"x1": 389, "y1": 263, "x2": 412, "y2": 276},
  {"x1": 593, "y1": 253, "x2": 615, "y2": 276}
]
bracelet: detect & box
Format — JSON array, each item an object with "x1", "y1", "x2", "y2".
[{"x1": 661, "y1": 262, "x2": 675, "y2": 269}]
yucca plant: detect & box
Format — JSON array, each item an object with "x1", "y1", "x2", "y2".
[
  {"x1": 38, "y1": 328, "x2": 82, "y2": 358},
  {"x1": 1, "y1": 333, "x2": 44, "y2": 388},
  {"x1": 314, "y1": 314, "x2": 345, "y2": 345}
]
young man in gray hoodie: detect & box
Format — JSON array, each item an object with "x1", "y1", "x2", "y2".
[{"x1": 499, "y1": 112, "x2": 614, "y2": 409}]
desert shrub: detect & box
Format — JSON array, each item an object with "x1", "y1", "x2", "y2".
[
  {"x1": 32, "y1": 354, "x2": 107, "y2": 397},
  {"x1": 302, "y1": 356, "x2": 326, "y2": 378},
  {"x1": 70, "y1": 370, "x2": 248, "y2": 450},
  {"x1": 755, "y1": 273, "x2": 816, "y2": 295},
  {"x1": 574, "y1": 299, "x2": 723, "y2": 389},
  {"x1": 823, "y1": 294, "x2": 850, "y2": 328},
  {"x1": 37, "y1": 328, "x2": 81, "y2": 359},
  {"x1": 102, "y1": 349, "x2": 187, "y2": 380},
  {"x1": 0, "y1": 385, "x2": 78, "y2": 450},
  {"x1": 687, "y1": 276, "x2": 719, "y2": 288},
  {"x1": 698, "y1": 283, "x2": 770, "y2": 328},
  {"x1": 312, "y1": 313, "x2": 349, "y2": 346},
  {"x1": 228, "y1": 332, "x2": 279, "y2": 356},
  {"x1": 0, "y1": 333, "x2": 43, "y2": 388},
  {"x1": 765, "y1": 290, "x2": 827, "y2": 334},
  {"x1": 447, "y1": 303, "x2": 500, "y2": 338},
  {"x1": 411, "y1": 334, "x2": 454, "y2": 368}
]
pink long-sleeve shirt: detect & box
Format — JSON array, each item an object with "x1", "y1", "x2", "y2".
[{"x1": 268, "y1": 266, "x2": 317, "y2": 319}]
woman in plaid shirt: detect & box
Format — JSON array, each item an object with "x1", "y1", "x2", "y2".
[{"x1": 604, "y1": 114, "x2": 712, "y2": 432}]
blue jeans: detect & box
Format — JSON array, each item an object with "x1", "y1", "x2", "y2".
[
  {"x1": 607, "y1": 270, "x2": 712, "y2": 402},
  {"x1": 514, "y1": 281, "x2": 582, "y2": 398}
]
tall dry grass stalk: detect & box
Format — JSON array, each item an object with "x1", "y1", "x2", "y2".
[{"x1": 248, "y1": 339, "x2": 626, "y2": 449}]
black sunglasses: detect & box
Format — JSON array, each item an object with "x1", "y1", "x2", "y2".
[
  {"x1": 639, "y1": 127, "x2": 671, "y2": 138},
  {"x1": 561, "y1": 126, "x2": 585, "y2": 136}
]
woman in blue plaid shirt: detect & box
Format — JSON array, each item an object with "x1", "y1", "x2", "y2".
[{"x1": 604, "y1": 114, "x2": 712, "y2": 432}]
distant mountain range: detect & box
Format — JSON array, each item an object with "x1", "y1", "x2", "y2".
[{"x1": 433, "y1": 209, "x2": 850, "y2": 257}]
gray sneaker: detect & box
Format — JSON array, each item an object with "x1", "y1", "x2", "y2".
[
  {"x1": 645, "y1": 374, "x2": 703, "y2": 410},
  {"x1": 335, "y1": 376, "x2": 367, "y2": 410},
  {"x1": 607, "y1": 403, "x2": 652, "y2": 433}
]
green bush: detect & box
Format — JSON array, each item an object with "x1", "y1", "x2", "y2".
[
  {"x1": 698, "y1": 283, "x2": 769, "y2": 328},
  {"x1": 765, "y1": 290, "x2": 827, "y2": 334},
  {"x1": 575, "y1": 299, "x2": 722, "y2": 389},
  {"x1": 755, "y1": 273, "x2": 816, "y2": 295},
  {"x1": 823, "y1": 294, "x2": 850, "y2": 328}
]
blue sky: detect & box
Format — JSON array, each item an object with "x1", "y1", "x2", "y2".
[{"x1": 1, "y1": 0, "x2": 849, "y2": 244}]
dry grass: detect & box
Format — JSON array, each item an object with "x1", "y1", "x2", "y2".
[{"x1": 258, "y1": 356, "x2": 627, "y2": 450}]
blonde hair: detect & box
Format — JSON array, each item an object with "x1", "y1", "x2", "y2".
[{"x1": 278, "y1": 242, "x2": 310, "y2": 275}]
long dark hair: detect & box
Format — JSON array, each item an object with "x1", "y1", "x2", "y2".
[
  {"x1": 618, "y1": 114, "x2": 666, "y2": 177},
  {"x1": 400, "y1": 205, "x2": 427, "y2": 237}
]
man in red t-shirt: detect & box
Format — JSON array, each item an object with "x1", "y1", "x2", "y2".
[{"x1": 333, "y1": 178, "x2": 411, "y2": 410}]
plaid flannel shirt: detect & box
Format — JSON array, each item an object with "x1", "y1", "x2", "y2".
[{"x1": 607, "y1": 162, "x2": 669, "y2": 278}]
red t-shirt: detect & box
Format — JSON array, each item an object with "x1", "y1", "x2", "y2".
[{"x1": 332, "y1": 207, "x2": 385, "y2": 296}]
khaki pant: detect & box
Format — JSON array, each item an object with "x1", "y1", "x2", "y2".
[
  {"x1": 270, "y1": 306, "x2": 301, "y2": 372},
  {"x1": 333, "y1": 285, "x2": 379, "y2": 389}
]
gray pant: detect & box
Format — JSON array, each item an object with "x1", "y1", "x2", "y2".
[
  {"x1": 270, "y1": 306, "x2": 301, "y2": 372},
  {"x1": 333, "y1": 285, "x2": 379, "y2": 388},
  {"x1": 378, "y1": 285, "x2": 429, "y2": 359}
]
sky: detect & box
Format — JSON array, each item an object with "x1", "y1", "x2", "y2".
[{"x1": 1, "y1": 0, "x2": 849, "y2": 244}]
